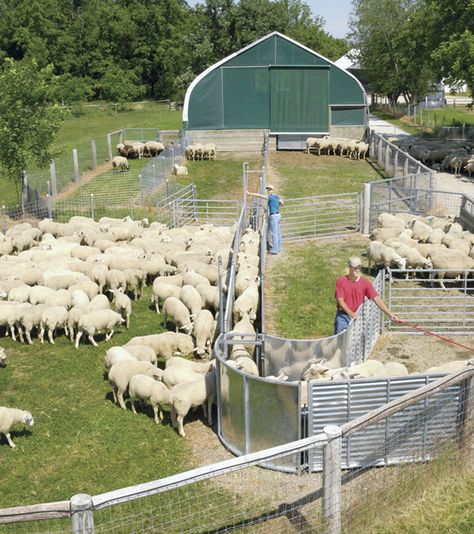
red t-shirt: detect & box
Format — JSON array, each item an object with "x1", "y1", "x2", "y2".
[{"x1": 335, "y1": 275, "x2": 378, "y2": 313}]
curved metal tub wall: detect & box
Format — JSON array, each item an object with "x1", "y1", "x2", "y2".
[
  {"x1": 264, "y1": 332, "x2": 349, "y2": 381},
  {"x1": 217, "y1": 354, "x2": 302, "y2": 473}
]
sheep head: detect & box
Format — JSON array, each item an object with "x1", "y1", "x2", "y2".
[{"x1": 23, "y1": 411, "x2": 34, "y2": 426}]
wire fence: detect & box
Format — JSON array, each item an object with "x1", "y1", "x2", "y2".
[{"x1": 1, "y1": 363, "x2": 472, "y2": 533}]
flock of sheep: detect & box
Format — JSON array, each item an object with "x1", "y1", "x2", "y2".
[
  {"x1": 112, "y1": 140, "x2": 166, "y2": 171},
  {"x1": 185, "y1": 143, "x2": 217, "y2": 161},
  {"x1": 306, "y1": 136, "x2": 369, "y2": 159},
  {"x1": 368, "y1": 212, "x2": 474, "y2": 289},
  {"x1": 392, "y1": 138, "x2": 474, "y2": 177},
  {"x1": 0, "y1": 215, "x2": 263, "y2": 443}
]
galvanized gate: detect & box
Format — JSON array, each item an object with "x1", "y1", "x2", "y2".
[
  {"x1": 282, "y1": 192, "x2": 361, "y2": 241},
  {"x1": 307, "y1": 374, "x2": 465, "y2": 470}
]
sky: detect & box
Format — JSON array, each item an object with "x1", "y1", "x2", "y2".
[{"x1": 186, "y1": 0, "x2": 353, "y2": 39}]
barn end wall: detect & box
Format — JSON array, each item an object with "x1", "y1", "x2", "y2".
[
  {"x1": 187, "y1": 129, "x2": 276, "y2": 153},
  {"x1": 330, "y1": 125, "x2": 367, "y2": 140}
]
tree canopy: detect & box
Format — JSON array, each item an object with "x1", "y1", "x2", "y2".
[
  {"x1": 0, "y1": 0, "x2": 349, "y2": 104},
  {"x1": 349, "y1": 0, "x2": 473, "y2": 103}
]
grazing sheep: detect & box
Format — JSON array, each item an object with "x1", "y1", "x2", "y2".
[
  {"x1": 162, "y1": 297, "x2": 193, "y2": 335},
  {"x1": 0, "y1": 407, "x2": 34, "y2": 448},
  {"x1": 128, "y1": 374, "x2": 170, "y2": 423},
  {"x1": 112, "y1": 156, "x2": 129, "y2": 171},
  {"x1": 165, "y1": 356, "x2": 213, "y2": 373},
  {"x1": 111, "y1": 289, "x2": 132, "y2": 328},
  {"x1": 179, "y1": 285, "x2": 203, "y2": 319},
  {"x1": 108, "y1": 360, "x2": 163, "y2": 410},
  {"x1": 125, "y1": 332, "x2": 194, "y2": 360},
  {"x1": 144, "y1": 141, "x2": 165, "y2": 157},
  {"x1": 75, "y1": 310, "x2": 124, "y2": 348},
  {"x1": 105, "y1": 347, "x2": 137, "y2": 369},
  {"x1": 151, "y1": 281, "x2": 181, "y2": 314},
  {"x1": 169, "y1": 370, "x2": 216, "y2": 437},
  {"x1": 162, "y1": 366, "x2": 203, "y2": 388},
  {"x1": 192, "y1": 309, "x2": 216, "y2": 358}
]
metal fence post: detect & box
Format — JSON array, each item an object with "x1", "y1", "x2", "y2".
[
  {"x1": 462, "y1": 359, "x2": 474, "y2": 467},
  {"x1": 50, "y1": 160, "x2": 58, "y2": 196},
  {"x1": 404, "y1": 158, "x2": 409, "y2": 176},
  {"x1": 107, "y1": 133, "x2": 113, "y2": 162},
  {"x1": 73, "y1": 149, "x2": 80, "y2": 182},
  {"x1": 384, "y1": 145, "x2": 390, "y2": 170},
  {"x1": 70, "y1": 493, "x2": 94, "y2": 534},
  {"x1": 90, "y1": 194, "x2": 94, "y2": 220},
  {"x1": 91, "y1": 140, "x2": 97, "y2": 170},
  {"x1": 21, "y1": 170, "x2": 28, "y2": 215},
  {"x1": 47, "y1": 194, "x2": 53, "y2": 219},
  {"x1": 363, "y1": 183, "x2": 371, "y2": 235},
  {"x1": 393, "y1": 151, "x2": 399, "y2": 176},
  {"x1": 139, "y1": 174, "x2": 143, "y2": 204},
  {"x1": 192, "y1": 184, "x2": 197, "y2": 221},
  {"x1": 323, "y1": 425, "x2": 342, "y2": 534}
]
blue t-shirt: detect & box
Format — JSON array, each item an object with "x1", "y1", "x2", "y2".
[{"x1": 268, "y1": 194, "x2": 280, "y2": 215}]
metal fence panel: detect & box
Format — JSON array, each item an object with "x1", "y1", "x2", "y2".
[
  {"x1": 308, "y1": 375, "x2": 465, "y2": 471},
  {"x1": 281, "y1": 192, "x2": 361, "y2": 241},
  {"x1": 385, "y1": 269, "x2": 474, "y2": 334}
]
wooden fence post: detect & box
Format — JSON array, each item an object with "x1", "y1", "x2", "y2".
[
  {"x1": 50, "y1": 160, "x2": 58, "y2": 196},
  {"x1": 363, "y1": 183, "x2": 371, "y2": 235},
  {"x1": 323, "y1": 425, "x2": 342, "y2": 534},
  {"x1": 70, "y1": 494, "x2": 94, "y2": 534},
  {"x1": 91, "y1": 140, "x2": 97, "y2": 170}
]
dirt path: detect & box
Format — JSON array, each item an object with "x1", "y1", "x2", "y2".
[{"x1": 53, "y1": 161, "x2": 113, "y2": 201}]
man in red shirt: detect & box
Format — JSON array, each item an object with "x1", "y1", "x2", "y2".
[{"x1": 334, "y1": 256, "x2": 399, "y2": 335}]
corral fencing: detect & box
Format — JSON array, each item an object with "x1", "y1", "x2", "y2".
[
  {"x1": 385, "y1": 268, "x2": 474, "y2": 334},
  {"x1": 369, "y1": 131, "x2": 436, "y2": 186},
  {"x1": 433, "y1": 125, "x2": 474, "y2": 141},
  {"x1": 365, "y1": 175, "x2": 473, "y2": 231},
  {"x1": 1, "y1": 362, "x2": 472, "y2": 534}
]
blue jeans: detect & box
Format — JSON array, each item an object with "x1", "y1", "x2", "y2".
[
  {"x1": 268, "y1": 213, "x2": 281, "y2": 253},
  {"x1": 334, "y1": 310, "x2": 351, "y2": 335}
]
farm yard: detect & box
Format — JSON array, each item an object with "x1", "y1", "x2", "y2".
[{"x1": 1, "y1": 124, "x2": 473, "y2": 532}]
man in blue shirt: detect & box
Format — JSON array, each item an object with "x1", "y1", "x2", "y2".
[{"x1": 247, "y1": 184, "x2": 284, "y2": 254}]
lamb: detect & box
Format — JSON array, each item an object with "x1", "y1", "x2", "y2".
[
  {"x1": 111, "y1": 289, "x2": 132, "y2": 328},
  {"x1": 376, "y1": 213, "x2": 406, "y2": 230},
  {"x1": 75, "y1": 309, "x2": 125, "y2": 348},
  {"x1": 367, "y1": 241, "x2": 407, "y2": 272},
  {"x1": 38, "y1": 305, "x2": 69, "y2": 344},
  {"x1": 192, "y1": 309, "x2": 216, "y2": 358},
  {"x1": 15, "y1": 304, "x2": 47, "y2": 344},
  {"x1": 162, "y1": 366, "x2": 204, "y2": 388},
  {"x1": 29, "y1": 286, "x2": 57, "y2": 305},
  {"x1": 233, "y1": 283, "x2": 259, "y2": 322},
  {"x1": 387, "y1": 241, "x2": 433, "y2": 276},
  {"x1": 231, "y1": 354, "x2": 259, "y2": 376},
  {"x1": 203, "y1": 143, "x2": 217, "y2": 161},
  {"x1": 185, "y1": 144, "x2": 195, "y2": 160},
  {"x1": 105, "y1": 269, "x2": 127, "y2": 293},
  {"x1": 441, "y1": 234, "x2": 471, "y2": 256},
  {"x1": 196, "y1": 283, "x2": 220, "y2": 313},
  {"x1": 162, "y1": 297, "x2": 193, "y2": 335},
  {"x1": 128, "y1": 374, "x2": 170, "y2": 423},
  {"x1": 0, "y1": 407, "x2": 34, "y2": 448},
  {"x1": 112, "y1": 156, "x2": 129, "y2": 171},
  {"x1": 169, "y1": 370, "x2": 216, "y2": 437},
  {"x1": 427, "y1": 249, "x2": 474, "y2": 290},
  {"x1": 370, "y1": 227, "x2": 407, "y2": 242},
  {"x1": 411, "y1": 220, "x2": 433, "y2": 243},
  {"x1": 125, "y1": 332, "x2": 194, "y2": 360},
  {"x1": 121, "y1": 344, "x2": 157, "y2": 365},
  {"x1": 172, "y1": 164, "x2": 188, "y2": 176},
  {"x1": 108, "y1": 360, "x2": 163, "y2": 410}
]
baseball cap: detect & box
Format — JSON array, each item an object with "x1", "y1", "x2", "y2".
[
  {"x1": 348, "y1": 256, "x2": 362, "y2": 268},
  {"x1": 265, "y1": 184, "x2": 274, "y2": 190}
]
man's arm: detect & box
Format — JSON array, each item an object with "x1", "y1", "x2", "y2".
[
  {"x1": 336, "y1": 297, "x2": 357, "y2": 319},
  {"x1": 246, "y1": 191, "x2": 267, "y2": 200},
  {"x1": 373, "y1": 296, "x2": 399, "y2": 322}
]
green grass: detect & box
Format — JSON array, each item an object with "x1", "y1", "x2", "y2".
[
  {"x1": 0, "y1": 287, "x2": 191, "y2": 508},
  {"x1": 270, "y1": 152, "x2": 383, "y2": 199}
]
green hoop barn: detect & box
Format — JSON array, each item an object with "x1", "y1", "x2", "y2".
[{"x1": 183, "y1": 32, "x2": 368, "y2": 151}]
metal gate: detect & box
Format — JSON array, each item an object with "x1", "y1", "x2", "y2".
[{"x1": 282, "y1": 192, "x2": 361, "y2": 241}]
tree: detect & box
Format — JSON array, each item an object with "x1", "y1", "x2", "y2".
[
  {"x1": 0, "y1": 59, "x2": 66, "y2": 200},
  {"x1": 349, "y1": 0, "x2": 433, "y2": 105}
]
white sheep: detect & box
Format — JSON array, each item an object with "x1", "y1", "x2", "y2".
[
  {"x1": 172, "y1": 164, "x2": 188, "y2": 176},
  {"x1": 75, "y1": 309, "x2": 124, "y2": 348},
  {"x1": 425, "y1": 360, "x2": 468, "y2": 374},
  {"x1": 165, "y1": 356, "x2": 213, "y2": 373},
  {"x1": 105, "y1": 347, "x2": 137, "y2": 369},
  {"x1": 125, "y1": 332, "x2": 194, "y2": 360},
  {"x1": 38, "y1": 305, "x2": 69, "y2": 344},
  {"x1": 169, "y1": 370, "x2": 216, "y2": 437},
  {"x1": 121, "y1": 344, "x2": 157, "y2": 365},
  {"x1": 196, "y1": 283, "x2": 220, "y2": 313},
  {"x1": 111, "y1": 289, "x2": 132, "y2": 328},
  {"x1": 128, "y1": 374, "x2": 170, "y2": 423},
  {"x1": 144, "y1": 141, "x2": 164, "y2": 157},
  {"x1": 0, "y1": 407, "x2": 34, "y2": 448},
  {"x1": 411, "y1": 220, "x2": 433, "y2": 243},
  {"x1": 162, "y1": 297, "x2": 193, "y2": 335},
  {"x1": 368, "y1": 241, "x2": 407, "y2": 271},
  {"x1": 151, "y1": 281, "x2": 181, "y2": 314},
  {"x1": 233, "y1": 283, "x2": 259, "y2": 322},
  {"x1": 112, "y1": 156, "x2": 129, "y2": 171},
  {"x1": 179, "y1": 285, "x2": 203, "y2": 319},
  {"x1": 376, "y1": 213, "x2": 406, "y2": 230},
  {"x1": 428, "y1": 249, "x2": 474, "y2": 290},
  {"x1": 0, "y1": 347, "x2": 6, "y2": 367},
  {"x1": 192, "y1": 309, "x2": 216, "y2": 358},
  {"x1": 162, "y1": 366, "x2": 204, "y2": 388},
  {"x1": 108, "y1": 360, "x2": 163, "y2": 410}
]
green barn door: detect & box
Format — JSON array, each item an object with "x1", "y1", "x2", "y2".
[{"x1": 270, "y1": 67, "x2": 329, "y2": 132}]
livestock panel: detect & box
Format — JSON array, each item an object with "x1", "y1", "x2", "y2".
[
  {"x1": 281, "y1": 192, "x2": 361, "y2": 241},
  {"x1": 307, "y1": 375, "x2": 465, "y2": 471}
]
